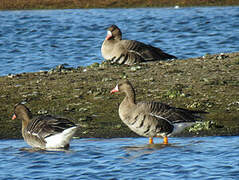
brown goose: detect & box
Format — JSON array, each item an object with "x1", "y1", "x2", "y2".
[
  {"x1": 111, "y1": 80, "x2": 207, "y2": 144},
  {"x1": 12, "y1": 104, "x2": 78, "y2": 150},
  {"x1": 101, "y1": 24, "x2": 177, "y2": 65}
]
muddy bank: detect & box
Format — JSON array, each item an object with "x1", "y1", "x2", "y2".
[
  {"x1": 1, "y1": 0, "x2": 239, "y2": 10},
  {"x1": 0, "y1": 52, "x2": 239, "y2": 139}
]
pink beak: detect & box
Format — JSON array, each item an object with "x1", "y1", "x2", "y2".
[
  {"x1": 105, "y1": 31, "x2": 112, "y2": 40},
  {"x1": 12, "y1": 114, "x2": 16, "y2": 120},
  {"x1": 106, "y1": 34, "x2": 112, "y2": 40},
  {"x1": 110, "y1": 88, "x2": 118, "y2": 94}
]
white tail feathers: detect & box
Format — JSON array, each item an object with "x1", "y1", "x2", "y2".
[
  {"x1": 45, "y1": 126, "x2": 78, "y2": 149},
  {"x1": 170, "y1": 122, "x2": 195, "y2": 136}
]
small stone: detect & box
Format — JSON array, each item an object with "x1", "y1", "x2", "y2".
[
  {"x1": 78, "y1": 108, "x2": 88, "y2": 112},
  {"x1": 102, "y1": 77, "x2": 112, "y2": 82},
  {"x1": 202, "y1": 78, "x2": 209, "y2": 83},
  {"x1": 130, "y1": 66, "x2": 141, "y2": 71},
  {"x1": 37, "y1": 110, "x2": 48, "y2": 114},
  {"x1": 115, "y1": 124, "x2": 122, "y2": 129},
  {"x1": 65, "y1": 107, "x2": 75, "y2": 112},
  {"x1": 149, "y1": 77, "x2": 155, "y2": 81},
  {"x1": 87, "y1": 90, "x2": 93, "y2": 94}
]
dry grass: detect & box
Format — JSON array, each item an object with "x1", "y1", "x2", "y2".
[{"x1": 0, "y1": 0, "x2": 79, "y2": 10}]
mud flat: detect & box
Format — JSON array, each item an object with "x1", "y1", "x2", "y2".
[{"x1": 0, "y1": 52, "x2": 239, "y2": 139}]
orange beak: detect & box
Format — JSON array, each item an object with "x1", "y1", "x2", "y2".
[{"x1": 12, "y1": 114, "x2": 16, "y2": 120}]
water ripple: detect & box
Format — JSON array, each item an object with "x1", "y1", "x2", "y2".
[{"x1": 0, "y1": 7, "x2": 239, "y2": 76}]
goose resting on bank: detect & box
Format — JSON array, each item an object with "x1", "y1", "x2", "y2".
[
  {"x1": 12, "y1": 104, "x2": 78, "y2": 150},
  {"x1": 101, "y1": 24, "x2": 177, "y2": 65},
  {"x1": 110, "y1": 80, "x2": 207, "y2": 144}
]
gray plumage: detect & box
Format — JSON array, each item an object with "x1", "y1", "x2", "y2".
[
  {"x1": 13, "y1": 104, "x2": 78, "y2": 149},
  {"x1": 111, "y1": 80, "x2": 207, "y2": 138},
  {"x1": 101, "y1": 25, "x2": 177, "y2": 65}
]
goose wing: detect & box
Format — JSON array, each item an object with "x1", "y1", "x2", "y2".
[
  {"x1": 141, "y1": 101, "x2": 206, "y2": 124},
  {"x1": 117, "y1": 40, "x2": 176, "y2": 64},
  {"x1": 27, "y1": 115, "x2": 76, "y2": 139}
]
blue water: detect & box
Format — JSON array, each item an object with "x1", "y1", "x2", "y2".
[
  {"x1": 0, "y1": 7, "x2": 239, "y2": 76},
  {"x1": 0, "y1": 136, "x2": 239, "y2": 179},
  {"x1": 1, "y1": 7, "x2": 239, "y2": 179}
]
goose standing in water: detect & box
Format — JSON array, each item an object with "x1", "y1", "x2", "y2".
[
  {"x1": 101, "y1": 24, "x2": 177, "y2": 65},
  {"x1": 111, "y1": 80, "x2": 207, "y2": 144},
  {"x1": 12, "y1": 104, "x2": 78, "y2": 150}
]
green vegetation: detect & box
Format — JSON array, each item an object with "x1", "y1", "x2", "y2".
[{"x1": 1, "y1": 52, "x2": 239, "y2": 139}]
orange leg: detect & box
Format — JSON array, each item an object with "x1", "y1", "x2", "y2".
[
  {"x1": 149, "y1": 137, "x2": 154, "y2": 144},
  {"x1": 163, "y1": 136, "x2": 168, "y2": 144}
]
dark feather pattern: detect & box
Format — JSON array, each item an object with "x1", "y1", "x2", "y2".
[
  {"x1": 141, "y1": 101, "x2": 206, "y2": 124},
  {"x1": 113, "y1": 80, "x2": 207, "y2": 138},
  {"x1": 13, "y1": 104, "x2": 77, "y2": 149},
  {"x1": 120, "y1": 40, "x2": 177, "y2": 62},
  {"x1": 27, "y1": 115, "x2": 76, "y2": 139},
  {"x1": 101, "y1": 25, "x2": 177, "y2": 65}
]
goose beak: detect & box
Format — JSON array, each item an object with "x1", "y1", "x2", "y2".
[
  {"x1": 12, "y1": 114, "x2": 17, "y2": 120},
  {"x1": 110, "y1": 84, "x2": 119, "y2": 94},
  {"x1": 106, "y1": 31, "x2": 112, "y2": 40}
]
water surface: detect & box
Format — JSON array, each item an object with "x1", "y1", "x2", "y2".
[
  {"x1": 0, "y1": 136, "x2": 239, "y2": 179},
  {"x1": 0, "y1": 7, "x2": 239, "y2": 76}
]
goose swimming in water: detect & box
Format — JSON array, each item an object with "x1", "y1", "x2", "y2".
[{"x1": 12, "y1": 104, "x2": 78, "y2": 150}]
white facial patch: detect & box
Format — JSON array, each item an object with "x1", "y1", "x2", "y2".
[
  {"x1": 107, "y1": 30, "x2": 112, "y2": 36},
  {"x1": 115, "y1": 84, "x2": 119, "y2": 91}
]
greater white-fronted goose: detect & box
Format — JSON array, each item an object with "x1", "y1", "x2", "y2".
[
  {"x1": 111, "y1": 80, "x2": 207, "y2": 144},
  {"x1": 101, "y1": 24, "x2": 177, "y2": 65},
  {"x1": 12, "y1": 104, "x2": 78, "y2": 150}
]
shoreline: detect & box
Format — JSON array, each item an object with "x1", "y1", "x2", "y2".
[
  {"x1": 0, "y1": 52, "x2": 239, "y2": 139},
  {"x1": 0, "y1": 0, "x2": 239, "y2": 10}
]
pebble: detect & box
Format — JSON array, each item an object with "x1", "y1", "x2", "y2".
[
  {"x1": 37, "y1": 110, "x2": 48, "y2": 114},
  {"x1": 130, "y1": 66, "x2": 141, "y2": 71}
]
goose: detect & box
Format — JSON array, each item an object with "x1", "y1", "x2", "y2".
[
  {"x1": 111, "y1": 80, "x2": 207, "y2": 144},
  {"x1": 12, "y1": 103, "x2": 78, "y2": 150},
  {"x1": 101, "y1": 24, "x2": 177, "y2": 65}
]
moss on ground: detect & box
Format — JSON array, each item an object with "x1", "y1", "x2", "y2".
[{"x1": 0, "y1": 52, "x2": 239, "y2": 139}]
